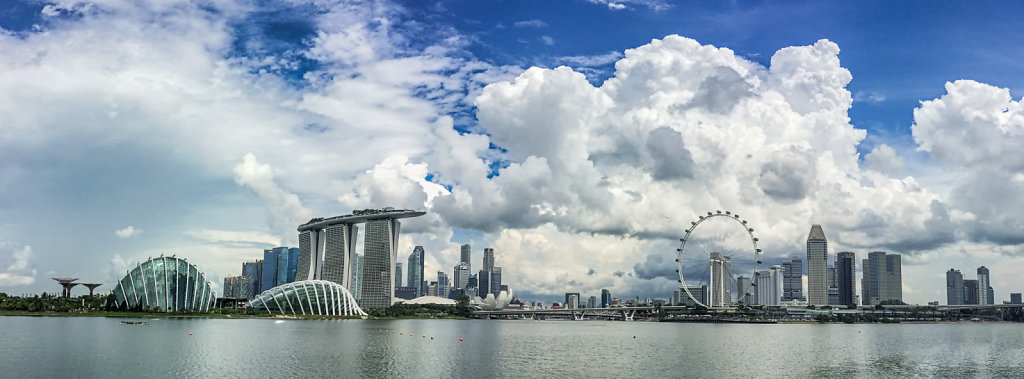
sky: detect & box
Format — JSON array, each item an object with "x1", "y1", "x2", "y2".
[{"x1": 1, "y1": 0, "x2": 1023, "y2": 305}]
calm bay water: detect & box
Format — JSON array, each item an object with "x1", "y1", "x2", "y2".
[{"x1": 4, "y1": 316, "x2": 1023, "y2": 378}]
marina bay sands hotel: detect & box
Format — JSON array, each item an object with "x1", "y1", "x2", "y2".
[{"x1": 296, "y1": 207, "x2": 425, "y2": 308}]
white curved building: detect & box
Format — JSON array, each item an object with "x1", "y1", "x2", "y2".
[
  {"x1": 112, "y1": 256, "x2": 215, "y2": 312},
  {"x1": 473, "y1": 291, "x2": 512, "y2": 310},
  {"x1": 249, "y1": 280, "x2": 366, "y2": 316},
  {"x1": 398, "y1": 296, "x2": 456, "y2": 306}
]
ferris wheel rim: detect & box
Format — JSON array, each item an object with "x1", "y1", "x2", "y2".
[{"x1": 676, "y1": 210, "x2": 761, "y2": 308}]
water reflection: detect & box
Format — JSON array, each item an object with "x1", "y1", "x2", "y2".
[{"x1": 2, "y1": 317, "x2": 1024, "y2": 377}]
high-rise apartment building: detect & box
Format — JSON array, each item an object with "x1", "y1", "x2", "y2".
[
  {"x1": 782, "y1": 257, "x2": 804, "y2": 301},
  {"x1": 836, "y1": 252, "x2": 856, "y2": 306},
  {"x1": 408, "y1": 246, "x2": 424, "y2": 297},
  {"x1": 946, "y1": 268, "x2": 964, "y2": 305},
  {"x1": 806, "y1": 225, "x2": 828, "y2": 306},
  {"x1": 977, "y1": 266, "x2": 993, "y2": 305},
  {"x1": 601, "y1": 289, "x2": 611, "y2": 308}
]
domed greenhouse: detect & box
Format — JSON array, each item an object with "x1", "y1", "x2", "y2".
[
  {"x1": 112, "y1": 256, "x2": 215, "y2": 312},
  {"x1": 249, "y1": 280, "x2": 366, "y2": 316}
]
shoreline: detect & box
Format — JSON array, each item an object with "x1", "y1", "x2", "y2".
[{"x1": 0, "y1": 311, "x2": 1009, "y2": 323}]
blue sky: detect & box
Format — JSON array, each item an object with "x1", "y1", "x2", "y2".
[{"x1": 0, "y1": 0, "x2": 1022, "y2": 304}]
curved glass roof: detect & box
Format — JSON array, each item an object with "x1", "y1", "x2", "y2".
[
  {"x1": 249, "y1": 280, "x2": 366, "y2": 316},
  {"x1": 112, "y1": 256, "x2": 215, "y2": 312}
]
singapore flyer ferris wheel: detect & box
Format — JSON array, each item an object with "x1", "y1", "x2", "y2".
[{"x1": 675, "y1": 210, "x2": 762, "y2": 308}]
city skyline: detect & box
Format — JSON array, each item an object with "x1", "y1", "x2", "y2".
[{"x1": 1, "y1": 2, "x2": 1023, "y2": 305}]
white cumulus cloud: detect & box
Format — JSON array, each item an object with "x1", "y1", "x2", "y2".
[
  {"x1": 115, "y1": 226, "x2": 141, "y2": 239},
  {"x1": 0, "y1": 245, "x2": 36, "y2": 286}
]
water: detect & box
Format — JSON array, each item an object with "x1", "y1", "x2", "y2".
[{"x1": 4, "y1": 316, "x2": 1024, "y2": 378}]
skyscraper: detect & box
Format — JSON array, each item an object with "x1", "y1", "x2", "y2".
[
  {"x1": 564, "y1": 292, "x2": 580, "y2": 309},
  {"x1": 242, "y1": 260, "x2": 261, "y2": 298},
  {"x1": 261, "y1": 248, "x2": 281, "y2": 292},
  {"x1": 454, "y1": 262, "x2": 470, "y2": 291},
  {"x1": 806, "y1": 225, "x2": 828, "y2": 306},
  {"x1": 978, "y1": 266, "x2": 993, "y2": 305},
  {"x1": 408, "y1": 246, "x2": 424, "y2": 297},
  {"x1": 466, "y1": 274, "x2": 478, "y2": 298},
  {"x1": 296, "y1": 208, "x2": 424, "y2": 291},
  {"x1": 862, "y1": 251, "x2": 902, "y2": 305},
  {"x1": 483, "y1": 248, "x2": 495, "y2": 272},
  {"x1": 565, "y1": 293, "x2": 579, "y2": 309},
  {"x1": 490, "y1": 267, "x2": 502, "y2": 297},
  {"x1": 437, "y1": 271, "x2": 449, "y2": 298},
  {"x1": 460, "y1": 244, "x2": 471, "y2": 269},
  {"x1": 883, "y1": 253, "x2": 902, "y2": 304},
  {"x1": 601, "y1": 289, "x2": 611, "y2": 308},
  {"x1": 836, "y1": 252, "x2": 856, "y2": 306},
  {"x1": 587, "y1": 296, "x2": 598, "y2": 309},
  {"x1": 298, "y1": 223, "x2": 359, "y2": 288},
  {"x1": 946, "y1": 268, "x2": 964, "y2": 305},
  {"x1": 709, "y1": 252, "x2": 730, "y2": 307},
  {"x1": 360, "y1": 218, "x2": 401, "y2": 308},
  {"x1": 827, "y1": 266, "x2": 839, "y2": 306},
  {"x1": 755, "y1": 265, "x2": 784, "y2": 306},
  {"x1": 782, "y1": 257, "x2": 803, "y2": 301},
  {"x1": 737, "y1": 275, "x2": 752, "y2": 305},
  {"x1": 478, "y1": 269, "x2": 490, "y2": 298},
  {"x1": 275, "y1": 247, "x2": 293, "y2": 287},
  {"x1": 287, "y1": 248, "x2": 300, "y2": 283},
  {"x1": 320, "y1": 224, "x2": 358, "y2": 288},
  {"x1": 395, "y1": 262, "x2": 403, "y2": 289},
  {"x1": 964, "y1": 279, "x2": 980, "y2": 305}
]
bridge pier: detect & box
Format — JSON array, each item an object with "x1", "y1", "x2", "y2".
[
  {"x1": 622, "y1": 309, "x2": 635, "y2": 321},
  {"x1": 572, "y1": 311, "x2": 585, "y2": 321}
]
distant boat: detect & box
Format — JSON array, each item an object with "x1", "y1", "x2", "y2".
[{"x1": 119, "y1": 321, "x2": 148, "y2": 325}]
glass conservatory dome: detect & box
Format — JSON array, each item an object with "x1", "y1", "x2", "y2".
[{"x1": 112, "y1": 256, "x2": 215, "y2": 312}]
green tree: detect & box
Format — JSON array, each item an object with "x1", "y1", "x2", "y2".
[{"x1": 454, "y1": 294, "x2": 472, "y2": 317}]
